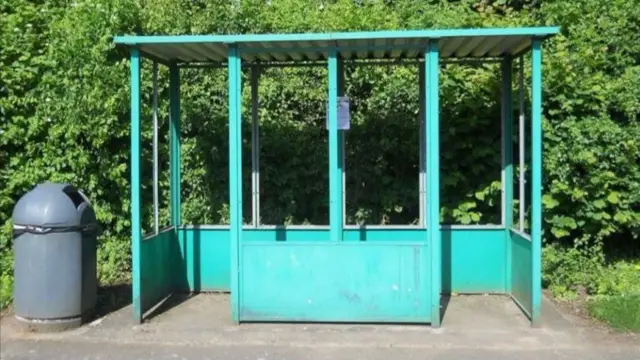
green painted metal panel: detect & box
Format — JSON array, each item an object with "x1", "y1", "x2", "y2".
[
  {"x1": 244, "y1": 228, "x2": 427, "y2": 242},
  {"x1": 176, "y1": 228, "x2": 230, "y2": 292},
  {"x1": 530, "y1": 39, "x2": 543, "y2": 326},
  {"x1": 129, "y1": 48, "x2": 142, "y2": 323},
  {"x1": 343, "y1": 228, "x2": 425, "y2": 242},
  {"x1": 426, "y1": 40, "x2": 442, "y2": 326},
  {"x1": 502, "y1": 57, "x2": 514, "y2": 292},
  {"x1": 140, "y1": 229, "x2": 179, "y2": 312},
  {"x1": 228, "y1": 44, "x2": 242, "y2": 322},
  {"x1": 239, "y1": 242, "x2": 431, "y2": 323},
  {"x1": 441, "y1": 229, "x2": 506, "y2": 294},
  {"x1": 511, "y1": 230, "x2": 532, "y2": 317},
  {"x1": 177, "y1": 227, "x2": 507, "y2": 295}
]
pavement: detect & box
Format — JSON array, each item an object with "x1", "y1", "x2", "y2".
[{"x1": 2, "y1": 294, "x2": 639, "y2": 360}]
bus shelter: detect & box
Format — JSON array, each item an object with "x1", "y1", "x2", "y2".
[{"x1": 114, "y1": 26, "x2": 559, "y2": 327}]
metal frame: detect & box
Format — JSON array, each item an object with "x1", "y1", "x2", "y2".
[
  {"x1": 178, "y1": 58, "x2": 503, "y2": 69},
  {"x1": 328, "y1": 49, "x2": 342, "y2": 241},
  {"x1": 122, "y1": 27, "x2": 556, "y2": 327},
  {"x1": 518, "y1": 55, "x2": 526, "y2": 232},
  {"x1": 530, "y1": 38, "x2": 543, "y2": 326},
  {"x1": 169, "y1": 62, "x2": 181, "y2": 228},
  {"x1": 419, "y1": 62, "x2": 426, "y2": 227},
  {"x1": 338, "y1": 60, "x2": 346, "y2": 227},
  {"x1": 425, "y1": 40, "x2": 441, "y2": 326},
  {"x1": 228, "y1": 44, "x2": 242, "y2": 322},
  {"x1": 178, "y1": 224, "x2": 506, "y2": 231},
  {"x1": 251, "y1": 65, "x2": 260, "y2": 227},
  {"x1": 129, "y1": 48, "x2": 142, "y2": 323},
  {"x1": 152, "y1": 62, "x2": 160, "y2": 234},
  {"x1": 502, "y1": 56, "x2": 514, "y2": 292}
]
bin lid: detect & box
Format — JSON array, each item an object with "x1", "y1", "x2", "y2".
[{"x1": 12, "y1": 183, "x2": 89, "y2": 228}]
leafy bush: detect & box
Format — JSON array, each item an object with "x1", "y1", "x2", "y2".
[
  {"x1": 542, "y1": 244, "x2": 604, "y2": 299},
  {"x1": 1, "y1": 0, "x2": 639, "y2": 312},
  {"x1": 544, "y1": 243, "x2": 640, "y2": 296}
]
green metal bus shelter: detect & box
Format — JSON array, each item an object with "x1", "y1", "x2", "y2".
[{"x1": 114, "y1": 26, "x2": 559, "y2": 327}]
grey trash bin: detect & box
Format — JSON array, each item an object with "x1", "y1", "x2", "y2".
[{"x1": 12, "y1": 183, "x2": 99, "y2": 332}]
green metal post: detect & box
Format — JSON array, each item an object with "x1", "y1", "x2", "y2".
[
  {"x1": 169, "y1": 62, "x2": 189, "y2": 290},
  {"x1": 228, "y1": 44, "x2": 242, "y2": 322},
  {"x1": 328, "y1": 49, "x2": 342, "y2": 241},
  {"x1": 251, "y1": 65, "x2": 260, "y2": 227},
  {"x1": 130, "y1": 48, "x2": 142, "y2": 324},
  {"x1": 502, "y1": 56, "x2": 513, "y2": 292},
  {"x1": 531, "y1": 39, "x2": 543, "y2": 327},
  {"x1": 426, "y1": 40, "x2": 441, "y2": 327},
  {"x1": 169, "y1": 63, "x2": 181, "y2": 227},
  {"x1": 337, "y1": 59, "x2": 346, "y2": 226},
  {"x1": 419, "y1": 64, "x2": 426, "y2": 227}
]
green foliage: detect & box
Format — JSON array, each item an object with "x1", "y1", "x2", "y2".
[
  {"x1": 596, "y1": 262, "x2": 640, "y2": 297},
  {"x1": 542, "y1": 244, "x2": 604, "y2": 298},
  {"x1": 587, "y1": 295, "x2": 640, "y2": 332},
  {"x1": 0, "y1": 222, "x2": 13, "y2": 308},
  {"x1": 1, "y1": 0, "x2": 639, "y2": 315},
  {"x1": 544, "y1": 244, "x2": 640, "y2": 301}
]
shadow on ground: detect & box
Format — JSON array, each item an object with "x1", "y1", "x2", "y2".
[
  {"x1": 92, "y1": 283, "x2": 132, "y2": 321},
  {"x1": 143, "y1": 292, "x2": 195, "y2": 322}
]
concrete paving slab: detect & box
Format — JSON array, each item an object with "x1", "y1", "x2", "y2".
[{"x1": 2, "y1": 294, "x2": 638, "y2": 360}]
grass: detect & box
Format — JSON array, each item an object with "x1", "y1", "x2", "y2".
[{"x1": 587, "y1": 295, "x2": 640, "y2": 332}]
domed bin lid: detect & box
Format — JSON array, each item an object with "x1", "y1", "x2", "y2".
[{"x1": 12, "y1": 183, "x2": 92, "y2": 230}]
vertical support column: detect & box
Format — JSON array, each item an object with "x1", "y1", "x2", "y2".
[
  {"x1": 228, "y1": 44, "x2": 243, "y2": 322},
  {"x1": 169, "y1": 62, "x2": 181, "y2": 228},
  {"x1": 129, "y1": 48, "x2": 142, "y2": 324},
  {"x1": 152, "y1": 61, "x2": 159, "y2": 234},
  {"x1": 426, "y1": 40, "x2": 441, "y2": 327},
  {"x1": 518, "y1": 56, "x2": 526, "y2": 232},
  {"x1": 251, "y1": 65, "x2": 260, "y2": 227},
  {"x1": 419, "y1": 63, "x2": 426, "y2": 227},
  {"x1": 530, "y1": 39, "x2": 543, "y2": 327},
  {"x1": 328, "y1": 49, "x2": 343, "y2": 242},
  {"x1": 169, "y1": 62, "x2": 188, "y2": 291},
  {"x1": 502, "y1": 56, "x2": 513, "y2": 292},
  {"x1": 338, "y1": 59, "x2": 346, "y2": 226},
  {"x1": 502, "y1": 56, "x2": 513, "y2": 228}
]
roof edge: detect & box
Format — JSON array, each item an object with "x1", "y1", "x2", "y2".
[{"x1": 113, "y1": 26, "x2": 560, "y2": 46}]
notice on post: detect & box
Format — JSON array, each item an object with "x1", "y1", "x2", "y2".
[{"x1": 326, "y1": 96, "x2": 350, "y2": 130}]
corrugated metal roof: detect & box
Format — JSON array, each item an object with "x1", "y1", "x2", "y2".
[{"x1": 113, "y1": 27, "x2": 560, "y2": 64}]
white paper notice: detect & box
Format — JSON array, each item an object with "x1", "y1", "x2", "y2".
[{"x1": 326, "y1": 96, "x2": 350, "y2": 130}]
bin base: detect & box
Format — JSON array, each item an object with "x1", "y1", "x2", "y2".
[{"x1": 14, "y1": 313, "x2": 90, "y2": 333}]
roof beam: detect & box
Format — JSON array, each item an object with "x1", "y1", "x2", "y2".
[
  {"x1": 177, "y1": 57, "x2": 502, "y2": 69},
  {"x1": 139, "y1": 48, "x2": 171, "y2": 66},
  {"x1": 298, "y1": 41, "x2": 322, "y2": 61},
  {"x1": 488, "y1": 35, "x2": 522, "y2": 57},
  {"x1": 202, "y1": 43, "x2": 229, "y2": 61},
  {"x1": 113, "y1": 26, "x2": 560, "y2": 46},
  {"x1": 471, "y1": 36, "x2": 505, "y2": 57},
  {"x1": 510, "y1": 38, "x2": 534, "y2": 57},
  {"x1": 257, "y1": 42, "x2": 288, "y2": 62},
  {"x1": 171, "y1": 44, "x2": 206, "y2": 61},
  {"x1": 454, "y1": 37, "x2": 485, "y2": 57},
  {"x1": 440, "y1": 36, "x2": 466, "y2": 57},
  {"x1": 184, "y1": 43, "x2": 223, "y2": 61},
  {"x1": 372, "y1": 38, "x2": 387, "y2": 59}
]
